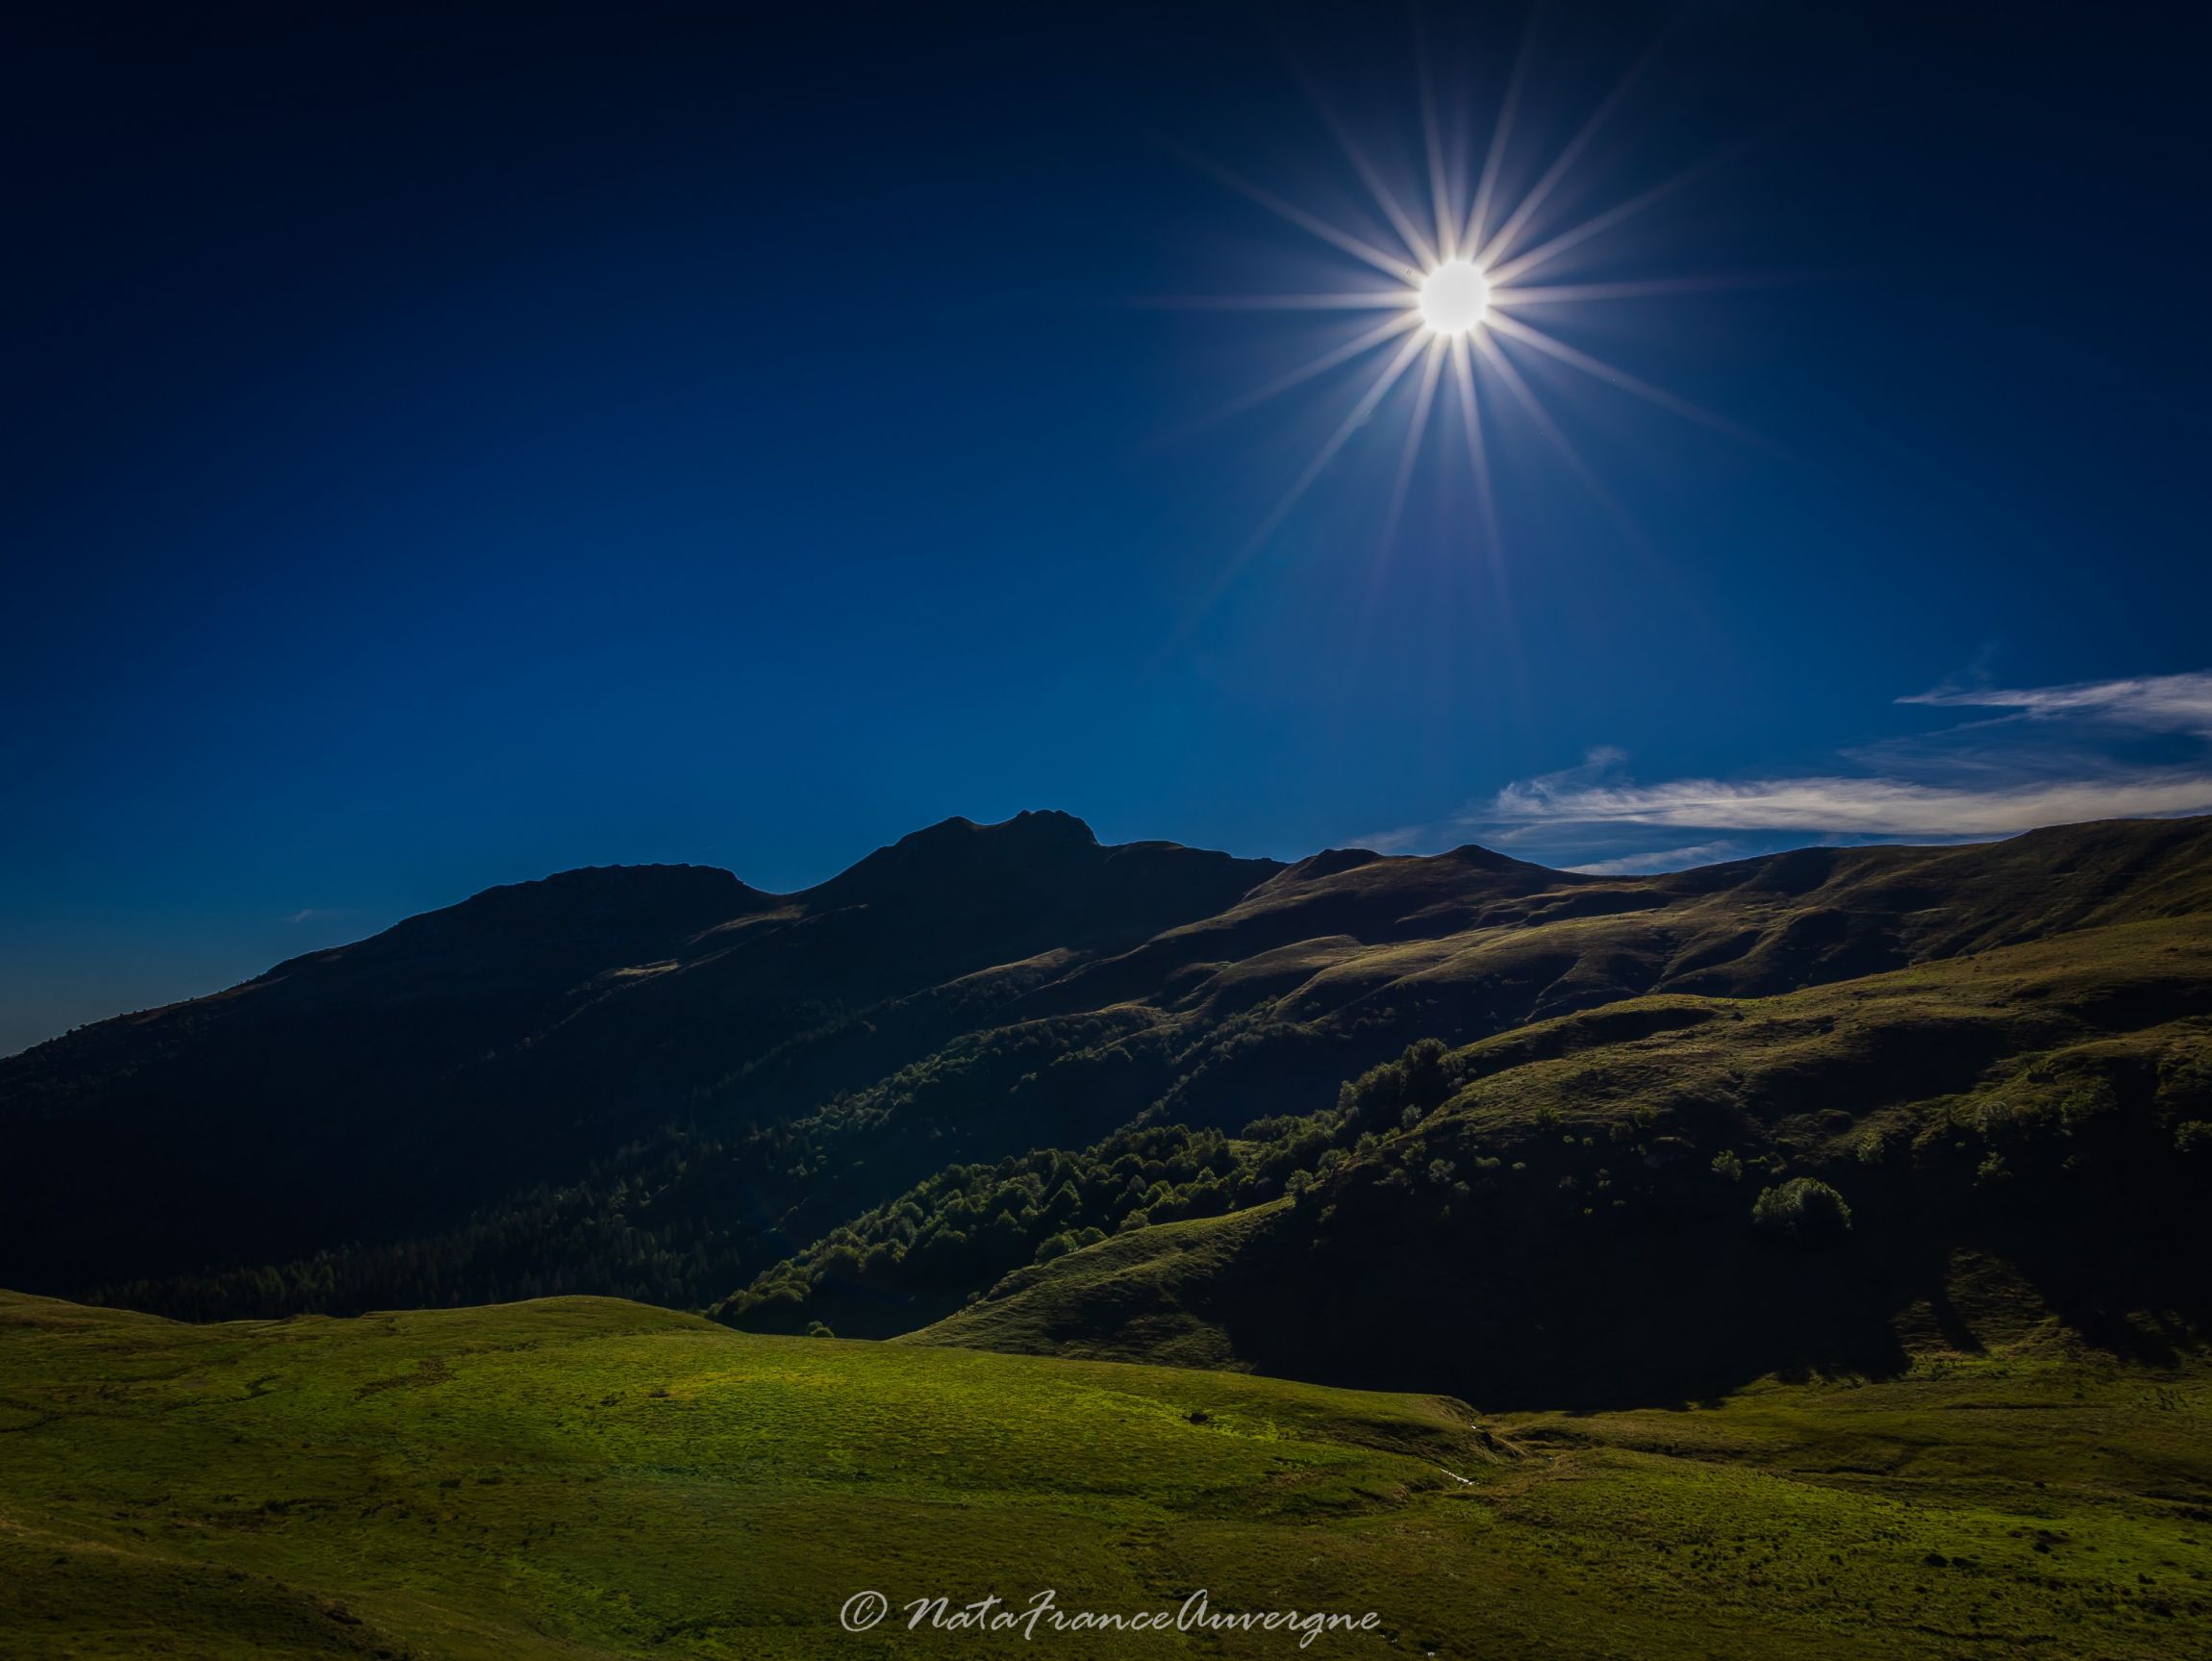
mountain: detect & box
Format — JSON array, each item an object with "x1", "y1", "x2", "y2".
[
  {"x1": 905, "y1": 911, "x2": 2212, "y2": 1406},
  {"x1": 714, "y1": 817, "x2": 2212, "y2": 1400},
  {"x1": 0, "y1": 812, "x2": 1276, "y2": 1297},
  {"x1": 4, "y1": 811, "x2": 2210, "y2": 1406}
]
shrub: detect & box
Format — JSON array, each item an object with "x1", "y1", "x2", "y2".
[
  {"x1": 1856, "y1": 1126, "x2": 1901, "y2": 1167},
  {"x1": 1711, "y1": 1150, "x2": 1744, "y2": 1182},
  {"x1": 2175, "y1": 1120, "x2": 2212, "y2": 1156},
  {"x1": 804, "y1": 1321, "x2": 835, "y2": 1338},
  {"x1": 1751, "y1": 1177, "x2": 1853, "y2": 1247},
  {"x1": 1342, "y1": 1037, "x2": 1454, "y2": 1126}
]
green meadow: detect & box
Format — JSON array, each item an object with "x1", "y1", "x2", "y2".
[{"x1": 2, "y1": 1290, "x2": 2205, "y2": 1659}]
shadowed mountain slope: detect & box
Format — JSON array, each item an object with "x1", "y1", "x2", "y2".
[
  {"x1": 0, "y1": 812, "x2": 1277, "y2": 1294},
  {"x1": 5, "y1": 813, "x2": 2210, "y2": 1341},
  {"x1": 906, "y1": 912, "x2": 2212, "y2": 1406}
]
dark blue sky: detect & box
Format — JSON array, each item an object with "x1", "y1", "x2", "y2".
[{"x1": 5, "y1": 1, "x2": 2210, "y2": 1054}]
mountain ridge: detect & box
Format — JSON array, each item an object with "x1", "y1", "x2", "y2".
[{"x1": 5, "y1": 811, "x2": 2209, "y2": 1387}]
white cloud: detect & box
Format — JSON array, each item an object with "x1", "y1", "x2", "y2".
[
  {"x1": 1898, "y1": 670, "x2": 2212, "y2": 738},
  {"x1": 1567, "y1": 841, "x2": 1748, "y2": 876},
  {"x1": 1348, "y1": 822, "x2": 1438, "y2": 855},
  {"x1": 1465, "y1": 670, "x2": 2212, "y2": 850},
  {"x1": 1488, "y1": 768, "x2": 2212, "y2": 839}
]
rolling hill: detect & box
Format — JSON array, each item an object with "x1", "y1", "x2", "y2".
[
  {"x1": 903, "y1": 914, "x2": 2212, "y2": 1405},
  {"x1": 4, "y1": 812, "x2": 2210, "y2": 1411}
]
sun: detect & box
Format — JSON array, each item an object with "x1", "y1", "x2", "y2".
[
  {"x1": 1417, "y1": 259, "x2": 1490, "y2": 336},
  {"x1": 1162, "y1": 22, "x2": 1747, "y2": 575}
]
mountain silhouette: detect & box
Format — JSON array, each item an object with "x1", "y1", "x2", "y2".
[{"x1": 4, "y1": 811, "x2": 2209, "y2": 1394}]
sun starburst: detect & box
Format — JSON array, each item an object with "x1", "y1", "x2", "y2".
[{"x1": 1159, "y1": 15, "x2": 1760, "y2": 588}]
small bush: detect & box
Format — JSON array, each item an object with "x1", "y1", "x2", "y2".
[
  {"x1": 1856, "y1": 1126, "x2": 1901, "y2": 1167},
  {"x1": 804, "y1": 1321, "x2": 835, "y2": 1339},
  {"x1": 1751, "y1": 1177, "x2": 1853, "y2": 1248},
  {"x1": 2175, "y1": 1120, "x2": 2212, "y2": 1156},
  {"x1": 1711, "y1": 1150, "x2": 1744, "y2": 1182}
]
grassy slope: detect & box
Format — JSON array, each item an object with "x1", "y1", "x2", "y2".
[
  {"x1": 2, "y1": 1293, "x2": 2206, "y2": 1659},
  {"x1": 900, "y1": 1205, "x2": 1288, "y2": 1372},
  {"x1": 913, "y1": 915, "x2": 2212, "y2": 1402},
  {"x1": 729, "y1": 822, "x2": 2212, "y2": 1347},
  {"x1": 19, "y1": 818, "x2": 2212, "y2": 1325}
]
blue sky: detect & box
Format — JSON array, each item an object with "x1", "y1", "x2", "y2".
[{"x1": 4, "y1": 2, "x2": 2210, "y2": 1054}]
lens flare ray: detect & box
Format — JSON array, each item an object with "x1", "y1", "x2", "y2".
[
  {"x1": 1474, "y1": 50, "x2": 1651, "y2": 270},
  {"x1": 1295, "y1": 71, "x2": 1441, "y2": 271},
  {"x1": 1187, "y1": 155, "x2": 1414, "y2": 281},
  {"x1": 1473, "y1": 329, "x2": 1641, "y2": 540},
  {"x1": 1243, "y1": 329, "x2": 1431, "y2": 556},
  {"x1": 1485, "y1": 148, "x2": 1734, "y2": 288},
  {"x1": 1487, "y1": 275, "x2": 1779, "y2": 305},
  {"x1": 1378, "y1": 337, "x2": 1449, "y2": 555},
  {"x1": 1205, "y1": 309, "x2": 1426, "y2": 425},
  {"x1": 1414, "y1": 22, "x2": 1459, "y2": 260},
  {"x1": 1447, "y1": 335, "x2": 1502, "y2": 561},
  {"x1": 1138, "y1": 292, "x2": 1420, "y2": 312},
  {"x1": 1462, "y1": 7, "x2": 1541, "y2": 260},
  {"x1": 1483, "y1": 311, "x2": 1750, "y2": 440},
  {"x1": 1159, "y1": 14, "x2": 1753, "y2": 603}
]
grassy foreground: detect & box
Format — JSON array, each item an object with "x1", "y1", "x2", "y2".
[{"x1": 1, "y1": 1292, "x2": 2207, "y2": 1659}]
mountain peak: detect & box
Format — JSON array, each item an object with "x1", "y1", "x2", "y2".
[
  {"x1": 905, "y1": 809, "x2": 1098, "y2": 849},
  {"x1": 816, "y1": 810, "x2": 1103, "y2": 901},
  {"x1": 389, "y1": 863, "x2": 766, "y2": 942},
  {"x1": 1441, "y1": 842, "x2": 1571, "y2": 876},
  {"x1": 1280, "y1": 847, "x2": 1386, "y2": 882}
]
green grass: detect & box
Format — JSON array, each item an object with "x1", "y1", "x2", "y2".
[
  {"x1": 3, "y1": 1292, "x2": 2206, "y2": 1658},
  {"x1": 910, "y1": 1204, "x2": 1287, "y2": 1369}
]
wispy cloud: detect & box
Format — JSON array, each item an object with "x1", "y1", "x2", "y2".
[
  {"x1": 1347, "y1": 823, "x2": 1436, "y2": 855},
  {"x1": 1489, "y1": 767, "x2": 2212, "y2": 839},
  {"x1": 1567, "y1": 840, "x2": 1747, "y2": 876},
  {"x1": 1461, "y1": 670, "x2": 2212, "y2": 859},
  {"x1": 1898, "y1": 670, "x2": 2212, "y2": 738}
]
